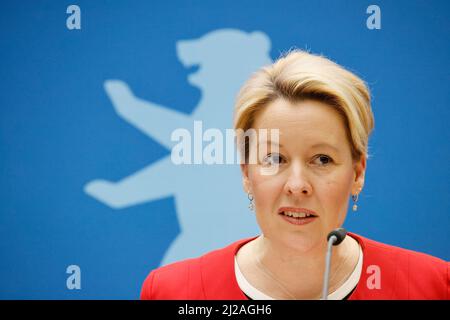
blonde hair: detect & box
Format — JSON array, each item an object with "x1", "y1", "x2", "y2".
[{"x1": 233, "y1": 49, "x2": 375, "y2": 163}]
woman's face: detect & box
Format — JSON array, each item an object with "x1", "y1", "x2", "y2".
[{"x1": 241, "y1": 98, "x2": 366, "y2": 253}]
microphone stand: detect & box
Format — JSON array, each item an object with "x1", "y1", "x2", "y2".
[{"x1": 321, "y1": 228, "x2": 347, "y2": 300}]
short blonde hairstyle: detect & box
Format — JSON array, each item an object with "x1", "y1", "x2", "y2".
[{"x1": 233, "y1": 49, "x2": 375, "y2": 163}]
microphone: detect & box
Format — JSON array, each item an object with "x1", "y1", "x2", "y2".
[{"x1": 321, "y1": 228, "x2": 347, "y2": 300}]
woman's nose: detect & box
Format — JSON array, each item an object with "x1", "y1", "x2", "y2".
[{"x1": 284, "y1": 165, "x2": 312, "y2": 196}]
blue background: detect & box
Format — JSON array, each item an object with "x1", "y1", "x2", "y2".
[{"x1": 0, "y1": 0, "x2": 449, "y2": 299}]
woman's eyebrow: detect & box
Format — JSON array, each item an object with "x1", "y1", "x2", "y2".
[
  {"x1": 258, "y1": 140, "x2": 283, "y2": 148},
  {"x1": 258, "y1": 141, "x2": 339, "y2": 152},
  {"x1": 310, "y1": 143, "x2": 339, "y2": 152}
]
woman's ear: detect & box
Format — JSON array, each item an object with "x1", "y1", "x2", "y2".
[
  {"x1": 240, "y1": 163, "x2": 251, "y2": 193},
  {"x1": 352, "y1": 155, "x2": 366, "y2": 194}
]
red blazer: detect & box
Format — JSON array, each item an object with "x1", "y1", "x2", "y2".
[{"x1": 140, "y1": 232, "x2": 449, "y2": 300}]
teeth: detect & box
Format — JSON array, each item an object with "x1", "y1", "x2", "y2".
[{"x1": 284, "y1": 211, "x2": 311, "y2": 218}]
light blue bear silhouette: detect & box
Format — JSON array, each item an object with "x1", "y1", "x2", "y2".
[{"x1": 84, "y1": 29, "x2": 273, "y2": 266}]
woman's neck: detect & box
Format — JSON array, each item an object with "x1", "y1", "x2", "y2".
[{"x1": 242, "y1": 234, "x2": 359, "y2": 299}]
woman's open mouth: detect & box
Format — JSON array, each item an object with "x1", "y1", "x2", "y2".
[{"x1": 279, "y1": 210, "x2": 318, "y2": 226}]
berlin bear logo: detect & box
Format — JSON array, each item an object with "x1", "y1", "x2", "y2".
[{"x1": 84, "y1": 29, "x2": 272, "y2": 266}]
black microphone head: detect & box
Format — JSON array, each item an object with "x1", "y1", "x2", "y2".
[{"x1": 327, "y1": 228, "x2": 347, "y2": 245}]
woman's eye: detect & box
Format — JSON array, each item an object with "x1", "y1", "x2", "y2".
[
  {"x1": 314, "y1": 154, "x2": 333, "y2": 166},
  {"x1": 262, "y1": 153, "x2": 284, "y2": 166}
]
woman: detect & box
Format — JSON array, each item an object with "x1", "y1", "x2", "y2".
[{"x1": 140, "y1": 49, "x2": 449, "y2": 300}]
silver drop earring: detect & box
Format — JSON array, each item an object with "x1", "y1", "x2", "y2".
[
  {"x1": 352, "y1": 188, "x2": 361, "y2": 212},
  {"x1": 247, "y1": 192, "x2": 254, "y2": 211}
]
